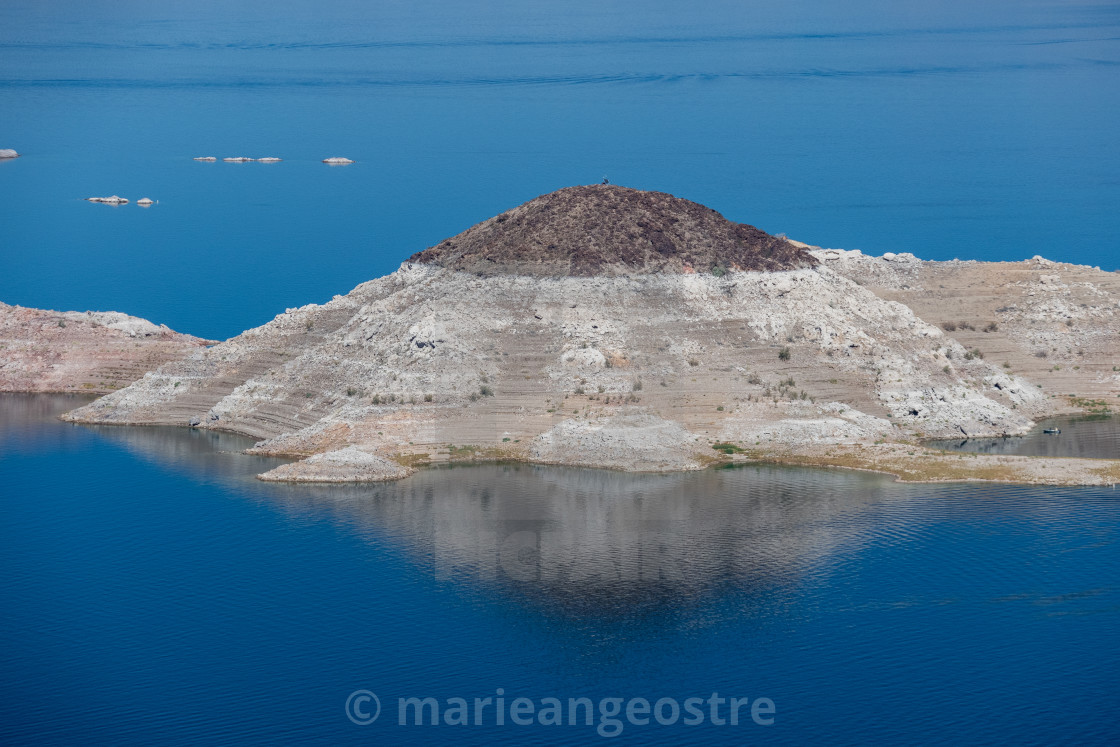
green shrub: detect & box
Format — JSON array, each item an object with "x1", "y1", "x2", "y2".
[
  {"x1": 778, "y1": 347, "x2": 791, "y2": 361},
  {"x1": 711, "y1": 442, "x2": 744, "y2": 455}
]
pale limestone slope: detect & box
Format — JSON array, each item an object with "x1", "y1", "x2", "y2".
[
  {"x1": 62, "y1": 261, "x2": 1054, "y2": 479},
  {"x1": 808, "y1": 247, "x2": 1120, "y2": 405}
]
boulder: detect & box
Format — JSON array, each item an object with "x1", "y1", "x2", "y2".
[
  {"x1": 137, "y1": 197, "x2": 154, "y2": 206},
  {"x1": 322, "y1": 157, "x2": 354, "y2": 164},
  {"x1": 193, "y1": 156, "x2": 217, "y2": 161},
  {"x1": 0, "y1": 149, "x2": 18, "y2": 159}
]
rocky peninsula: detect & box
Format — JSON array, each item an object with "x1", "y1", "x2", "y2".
[
  {"x1": 0, "y1": 303, "x2": 215, "y2": 394},
  {"x1": 52, "y1": 185, "x2": 1120, "y2": 484}
]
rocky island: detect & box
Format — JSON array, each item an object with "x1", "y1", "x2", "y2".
[{"x1": 54, "y1": 185, "x2": 1120, "y2": 484}]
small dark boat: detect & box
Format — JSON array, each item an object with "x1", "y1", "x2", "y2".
[{"x1": 1043, "y1": 428, "x2": 1061, "y2": 434}]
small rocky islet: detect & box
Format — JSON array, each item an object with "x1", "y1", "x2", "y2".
[
  {"x1": 85, "y1": 195, "x2": 155, "y2": 206},
  {"x1": 193, "y1": 155, "x2": 350, "y2": 163},
  {"x1": 80, "y1": 153, "x2": 353, "y2": 207}
]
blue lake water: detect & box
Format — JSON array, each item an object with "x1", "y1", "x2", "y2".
[
  {"x1": 4, "y1": 3, "x2": 1120, "y2": 743},
  {"x1": 2, "y1": 394, "x2": 1120, "y2": 744},
  {"x1": 2, "y1": 1, "x2": 1119, "y2": 340}
]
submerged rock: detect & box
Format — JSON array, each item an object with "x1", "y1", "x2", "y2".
[
  {"x1": 322, "y1": 157, "x2": 354, "y2": 164},
  {"x1": 0, "y1": 149, "x2": 18, "y2": 159}
]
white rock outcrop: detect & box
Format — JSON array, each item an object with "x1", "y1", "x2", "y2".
[
  {"x1": 257, "y1": 446, "x2": 414, "y2": 482},
  {"x1": 531, "y1": 414, "x2": 706, "y2": 472}
]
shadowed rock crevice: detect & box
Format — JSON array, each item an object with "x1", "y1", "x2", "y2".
[{"x1": 409, "y1": 185, "x2": 816, "y2": 276}]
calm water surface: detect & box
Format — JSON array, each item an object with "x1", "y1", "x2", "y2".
[
  {"x1": 2, "y1": 394, "x2": 1118, "y2": 744},
  {"x1": 930, "y1": 414, "x2": 1120, "y2": 459},
  {"x1": 1, "y1": 1, "x2": 1119, "y2": 340}
]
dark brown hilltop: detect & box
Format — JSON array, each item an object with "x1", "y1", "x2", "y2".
[{"x1": 409, "y1": 184, "x2": 816, "y2": 276}]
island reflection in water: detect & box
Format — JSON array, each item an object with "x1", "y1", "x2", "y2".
[
  {"x1": 43, "y1": 391, "x2": 926, "y2": 617},
  {"x1": 261, "y1": 464, "x2": 909, "y2": 616},
  {"x1": 17, "y1": 394, "x2": 1106, "y2": 623},
  {"x1": 6, "y1": 394, "x2": 1120, "y2": 745}
]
